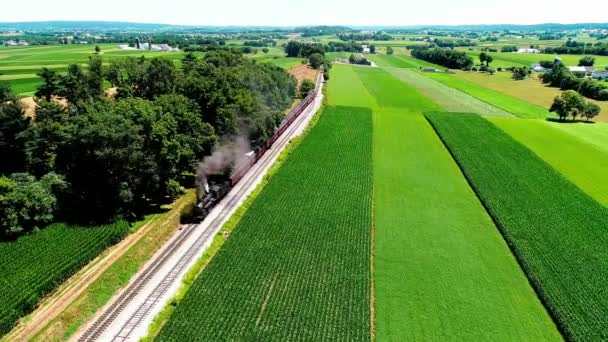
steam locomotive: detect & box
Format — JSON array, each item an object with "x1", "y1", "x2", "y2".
[{"x1": 187, "y1": 73, "x2": 321, "y2": 223}]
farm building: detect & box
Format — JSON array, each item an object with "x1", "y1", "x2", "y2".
[
  {"x1": 361, "y1": 45, "x2": 371, "y2": 53},
  {"x1": 3, "y1": 40, "x2": 28, "y2": 46},
  {"x1": 592, "y1": 70, "x2": 608, "y2": 80},
  {"x1": 517, "y1": 48, "x2": 540, "y2": 53},
  {"x1": 531, "y1": 64, "x2": 548, "y2": 72},
  {"x1": 118, "y1": 43, "x2": 179, "y2": 52},
  {"x1": 568, "y1": 66, "x2": 594, "y2": 74}
]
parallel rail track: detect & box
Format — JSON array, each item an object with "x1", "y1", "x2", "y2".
[{"x1": 78, "y1": 76, "x2": 323, "y2": 342}]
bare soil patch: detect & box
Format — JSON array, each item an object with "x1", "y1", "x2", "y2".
[{"x1": 288, "y1": 64, "x2": 319, "y2": 85}]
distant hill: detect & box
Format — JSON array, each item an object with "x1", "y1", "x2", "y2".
[{"x1": 1, "y1": 21, "x2": 608, "y2": 33}]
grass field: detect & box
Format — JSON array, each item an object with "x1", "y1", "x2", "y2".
[
  {"x1": 328, "y1": 64, "x2": 559, "y2": 340},
  {"x1": 423, "y1": 72, "x2": 550, "y2": 119},
  {"x1": 546, "y1": 121, "x2": 608, "y2": 152},
  {"x1": 453, "y1": 71, "x2": 608, "y2": 121},
  {"x1": 0, "y1": 44, "x2": 297, "y2": 96},
  {"x1": 386, "y1": 68, "x2": 513, "y2": 117},
  {"x1": 158, "y1": 105, "x2": 373, "y2": 341},
  {"x1": 0, "y1": 222, "x2": 129, "y2": 335},
  {"x1": 490, "y1": 117, "x2": 608, "y2": 206},
  {"x1": 463, "y1": 50, "x2": 608, "y2": 69},
  {"x1": 366, "y1": 54, "x2": 440, "y2": 69},
  {"x1": 427, "y1": 112, "x2": 608, "y2": 341}
]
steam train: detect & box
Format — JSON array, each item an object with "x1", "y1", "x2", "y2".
[{"x1": 188, "y1": 74, "x2": 322, "y2": 223}]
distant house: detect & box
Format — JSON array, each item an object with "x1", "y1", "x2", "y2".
[
  {"x1": 361, "y1": 45, "x2": 370, "y2": 54},
  {"x1": 3, "y1": 40, "x2": 28, "y2": 46},
  {"x1": 592, "y1": 70, "x2": 608, "y2": 80},
  {"x1": 118, "y1": 43, "x2": 179, "y2": 52},
  {"x1": 517, "y1": 48, "x2": 540, "y2": 53}
]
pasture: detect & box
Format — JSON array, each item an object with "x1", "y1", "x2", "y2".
[
  {"x1": 427, "y1": 112, "x2": 608, "y2": 341},
  {"x1": 491, "y1": 117, "x2": 608, "y2": 206},
  {"x1": 423, "y1": 72, "x2": 549, "y2": 118},
  {"x1": 157, "y1": 105, "x2": 373, "y2": 341},
  {"x1": 546, "y1": 121, "x2": 608, "y2": 152},
  {"x1": 328, "y1": 64, "x2": 559, "y2": 340},
  {"x1": 386, "y1": 68, "x2": 512, "y2": 117},
  {"x1": 0, "y1": 44, "x2": 298, "y2": 96},
  {"x1": 463, "y1": 50, "x2": 608, "y2": 69},
  {"x1": 453, "y1": 71, "x2": 608, "y2": 121}
]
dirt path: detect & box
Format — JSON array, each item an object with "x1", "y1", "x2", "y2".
[{"x1": 4, "y1": 218, "x2": 164, "y2": 342}]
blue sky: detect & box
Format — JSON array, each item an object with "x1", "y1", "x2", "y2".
[{"x1": 1, "y1": 0, "x2": 607, "y2": 26}]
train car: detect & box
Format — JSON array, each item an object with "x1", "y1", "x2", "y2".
[{"x1": 187, "y1": 73, "x2": 323, "y2": 223}]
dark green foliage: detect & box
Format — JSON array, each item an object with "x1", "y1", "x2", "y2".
[
  {"x1": 0, "y1": 221, "x2": 129, "y2": 334},
  {"x1": 426, "y1": 112, "x2": 608, "y2": 342},
  {"x1": 157, "y1": 106, "x2": 372, "y2": 341},
  {"x1": 0, "y1": 80, "x2": 15, "y2": 102},
  {"x1": 308, "y1": 53, "x2": 324, "y2": 69},
  {"x1": 578, "y1": 56, "x2": 595, "y2": 66},
  {"x1": 34, "y1": 68, "x2": 60, "y2": 101},
  {"x1": 0, "y1": 102, "x2": 29, "y2": 175},
  {"x1": 512, "y1": 66, "x2": 532, "y2": 80},
  {"x1": 411, "y1": 48, "x2": 473, "y2": 69},
  {"x1": 542, "y1": 63, "x2": 608, "y2": 101},
  {"x1": 284, "y1": 41, "x2": 325, "y2": 58},
  {"x1": 299, "y1": 79, "x2": 315, "y2": 98},
  {"x1": 0, "y1": 172, "x2": 66, "y2": 237}
]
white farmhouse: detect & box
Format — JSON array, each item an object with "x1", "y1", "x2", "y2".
[{"x1": 517, "y1": 48, "x2": 540, "y2": 53}]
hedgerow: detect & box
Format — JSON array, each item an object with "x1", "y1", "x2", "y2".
[{"x1": 425, "y1": 112, "x2": 608, "y2": 341}]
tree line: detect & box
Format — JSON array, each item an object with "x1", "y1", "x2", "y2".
[
  {"x1": 0, "y1": 51, "x2": 297, "y2": 238},
  {"x1": 542, "y1": 63, "x2": 608, "y2": 101},
  {"x1": 411, "y1": 48, "x2": 474, "y2": 70}
]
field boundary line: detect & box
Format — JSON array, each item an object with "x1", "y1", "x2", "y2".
[
  {"x1": 422, "y1": 113, "x2": 565, "y2": 340},
  {"x1": 369, "y1": 111, "x2": 376, "y2": 342}
]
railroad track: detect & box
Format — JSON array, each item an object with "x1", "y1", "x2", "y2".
[{"x1": 77, "y1": 82, "x2": 323, "y2": 342}]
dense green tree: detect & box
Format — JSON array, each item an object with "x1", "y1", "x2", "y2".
[
  {"x1": 582, "y1": 102, "x2": 601, "y2": 121},
  {"x1": 299, "y1": 79, "x2": 315, "y2": 98},
  {"x1": 578, "y1": 56, "x2": 595, "y2": 66},
  {"x1": 369, "y1": 45, "x2": 376, "y2": 54},
  {"x1": 0, "y1": 172, "x2": 66, "y2": 237},
  {"x1": 479, "y1": 52, "x2": 488, "y2": 65},
  {"x1": 0, "y1": 102, "x2": 29, "y2": 175},
  {"x1": 550, "y1": 90, "x2": 586, "y2": 121},
  {"x1": 308, "y1": 53, "x2": 324, "y2": 69},
  {"x1": 0, "y1": 80, "x2": 15, "y2": 102},
  {"x1": 22, "y1": 101, "x2": 71, "y2": 176},
  {"x1": 94, "y1": 45, "x2": 101, "y2": 54},
  {"x1": 181, "y1": 52, "x2": 198, "y2": 74},
  {"x1": 485, "y1": 55, "x2": 493, "y2": 66},
  {"x1": 87, "y1": 56, "x2": 105, "y2": 99},
  {"x1": 35, "y1": 68, "x2": 60, "y2": 101},
  {"x1": 386, "y1": 46, "x2": 394, "y2": 55},
  {"x1": 58, "y1": 64, "x2": 89, "y2": 103}
]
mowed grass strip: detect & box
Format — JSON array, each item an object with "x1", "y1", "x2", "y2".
[
  {"x1": 386, "y1": 68, "x2": 513, "y2": 117},
  {"x1": 424, "y1": 72, "x2": 548, "y2": 119},
  {"x1": 491, "y1": 117, "x2": 608, "y2": 206},
  {"x1": 426, "y1": 112, "x2": 608, "y2": 341},
  {"x1": 157, "y1": 106, "x2": 373, "y2": 341},
  {"x1": 332, "y1": 65, "x2": 560, "y2": 340}
]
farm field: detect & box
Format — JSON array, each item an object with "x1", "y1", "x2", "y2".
[
  {"x1": 157, "y1": 105, "x2": 373, "y2": 341},
  {"x1": 0, "y1": 44, "x2": 298, "y2": 96},
  {"x1": 426, "y1": 112, "x2": 608, "y2": 341},
  {"x1": 463, "y1": 50, "x2": 608, "y2": 69},
  {"x1": 423, "y1": 72, "x2": 549, "y2": 119},
  {"x1": 490, "y1": 117, "x2": 608, "y2": 206},
  {"x1": 328, "y1": 64, "x2": 560, "y2": 340},
  {"x1": 385, "y1": 68, "x2": 512, "y2": 117},
  {"x1": 453, "y1": 71, "x2": 608, "y2": 121},
  {"x1": 366, "y1": 54, "x2": 440, "y2": 69},
  {"x1": 546, "y1": 121, "x2": 608, "y2": 152},
  {"x1": 0, "y1": 222, "x2": 129, "y2": 335}
]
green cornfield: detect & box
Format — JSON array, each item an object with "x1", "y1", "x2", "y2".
[
  {"x1": 425, "y1": 112, "x2": 608, "y2": 341},
  {"x1": 0, "y1": 222, "x2": 129, "y2": 334},
  {"x1": 157, "y1": 106, "x2": 373, "y2": 341}
]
